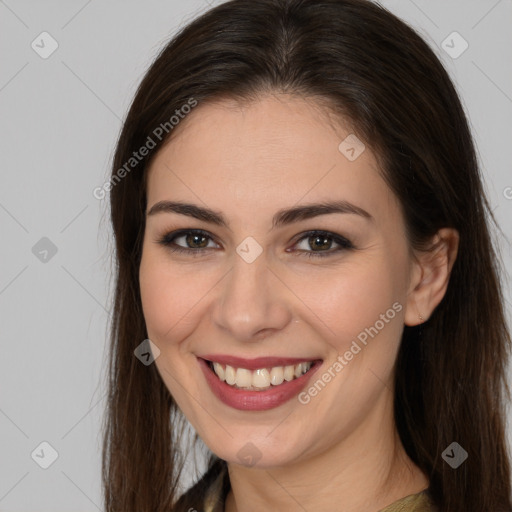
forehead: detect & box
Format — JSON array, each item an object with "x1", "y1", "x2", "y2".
[{"x1": 145, "y1": 94, "x2": 400, "y2": 228}]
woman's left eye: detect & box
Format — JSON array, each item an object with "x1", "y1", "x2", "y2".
[
  {"x1": 292, "y1": 230, "x2": 354, "y2": 258},
  {"x1": 156, "y1": 229, "x2": 354, "y2": 259}
]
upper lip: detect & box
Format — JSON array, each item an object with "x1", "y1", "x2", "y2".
[{"x1": 199, "y1": 354, "x2": 321, "y2": 370}]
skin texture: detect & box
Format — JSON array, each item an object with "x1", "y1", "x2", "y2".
[{"x1": 139, "y1": 94, "x2": 459, "y2": 511}]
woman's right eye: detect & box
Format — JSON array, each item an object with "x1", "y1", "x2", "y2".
[{"x1": 157, "y1": 229, "x2": 219, "y2": 256}]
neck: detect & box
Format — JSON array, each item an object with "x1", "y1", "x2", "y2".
[{"x1": 224, "y1": 392, "x2": 428, "y2": 511}]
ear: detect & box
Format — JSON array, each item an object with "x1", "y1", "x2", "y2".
[{"x1": 404, "y1": 227, "x2": 460, "y2": 326}]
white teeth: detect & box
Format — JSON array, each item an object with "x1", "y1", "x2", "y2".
[
  {"x1": 213, "y1": 362, "x2": 225, "y2": 381},
  {"x1": 284, "y1": 365, "x2": 295, "y2": 381},
  {"x1": 252, "y1": 368, "x2": 270, "y2": 388},
  {"x1": 211, "y1": 361, "x2": 313, "y2": 390},
  {"x1": 225, "y1": 365, "x2": 236, "y2": 385},
  {"x1": 270, "y1": 367, "x2": 284, "y2": 385},
  {"x1": 235, "y1": 368, "x2": 252, "y2": 388}
]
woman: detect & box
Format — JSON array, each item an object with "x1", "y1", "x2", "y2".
[{"x1": 101, "y1": 1, "x2": 512, "y2": 510}]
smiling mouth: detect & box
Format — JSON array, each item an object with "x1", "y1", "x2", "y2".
[{"x1": 205, "y1": 359, "x2": 317, "y2": 391}]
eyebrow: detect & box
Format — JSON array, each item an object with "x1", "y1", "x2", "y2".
[{"x1": 147, "y1": 199, "x2": 373, "y2": 229}]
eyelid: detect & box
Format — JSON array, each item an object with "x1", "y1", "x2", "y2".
[
  {"x1": 157, "y1": 228, "x2": 220, "y2": 251},
  {"x1": 289, "y1": 230, "x2": 354, "y2": 258}
]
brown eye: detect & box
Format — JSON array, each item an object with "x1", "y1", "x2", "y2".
[
  {"x1": 157, "y1": 229, "x2": 219, "y2": 256},
  {"x1": 308, "y1": 234, "x2": 333, "y2": 251},
  {"x1": 184, "y1": 232, "x2": 209, "y2": 249},
  {"x1": 292, "y1": 230, "x2": 354, "y2": 259}
]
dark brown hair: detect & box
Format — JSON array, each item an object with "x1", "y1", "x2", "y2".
[{"x1": 102, "y1": 0, "x2": 512, "y2": 510}]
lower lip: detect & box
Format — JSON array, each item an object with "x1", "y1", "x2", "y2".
[{"x1": 198, "y1": 358, "x2": 322, "y2": 411}]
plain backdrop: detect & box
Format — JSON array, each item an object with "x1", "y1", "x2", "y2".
[{"x1": 0, "y1": 0, "x2": 511, "y2": 510}]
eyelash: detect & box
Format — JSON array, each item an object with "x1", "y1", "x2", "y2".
[{"x1": 156, "y1": 229, "x2": 354, "y2": 259}]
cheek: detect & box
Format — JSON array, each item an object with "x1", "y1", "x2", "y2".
[
  {"x1": 139, "y1": 251, "x2": 206, "y2": 406},
  {"x1": 300, "y1": 258, "x2": 400, "y2": 347},
  {"x1": 139, "y1": 251, "x2": 203, "y2": 344}
]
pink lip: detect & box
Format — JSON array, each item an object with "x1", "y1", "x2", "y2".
[
  {"x1": 197, "y1": 357, "x2": 322, "y2": 411},
  {"x1": 199, "y1": 354, "x2": 317, "y2": 370}
]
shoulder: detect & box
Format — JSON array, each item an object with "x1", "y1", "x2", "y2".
[{"x1": 173, "y1": 458, "x2": 229, "y2": 512}]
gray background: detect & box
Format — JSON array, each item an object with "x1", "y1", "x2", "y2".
[{"x1": 0, "y1": 0, "x2": 511, "y2": 510}]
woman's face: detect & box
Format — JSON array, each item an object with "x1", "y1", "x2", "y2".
[{"x1": 139, "y1": 94, "x2": 417, "y2": 467}]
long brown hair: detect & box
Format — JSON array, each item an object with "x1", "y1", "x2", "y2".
[{"x1": 101, "y1": 1, "x2": 512, "y2": 510}]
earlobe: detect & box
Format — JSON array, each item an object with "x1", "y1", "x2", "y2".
[{"x1": 404, "y1": 228, "x2": 459, "y2": 327}]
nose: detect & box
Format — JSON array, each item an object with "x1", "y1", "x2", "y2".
[{"x1": 211, "y1": 249, "x2": 292, "y2": 343}]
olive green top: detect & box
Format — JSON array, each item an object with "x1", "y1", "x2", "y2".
[{"x1": 195, "y1": 461, "x2": 437, "y2": 512}]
